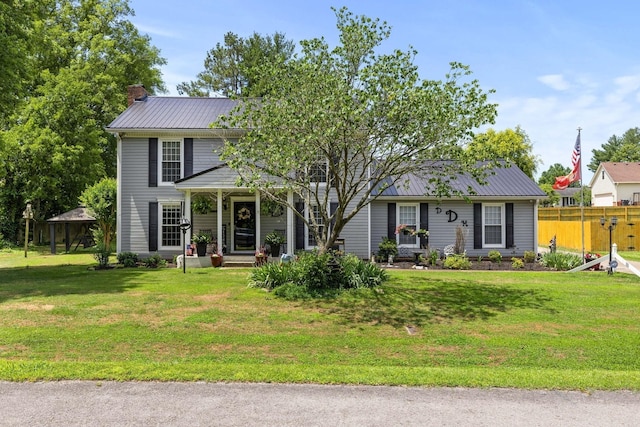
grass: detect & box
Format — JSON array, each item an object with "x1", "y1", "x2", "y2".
[{"x1": 1, "y1": 247, "x2": 639, "y2": 390}]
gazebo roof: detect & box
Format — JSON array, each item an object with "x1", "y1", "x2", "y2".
[{"x1": 47, "y1": 207, "x2": 96, "y2": 223}]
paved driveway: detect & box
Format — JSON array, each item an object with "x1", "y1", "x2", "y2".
[{"x1": 1, "y1": 381, "x2": 639, "y2": 426}]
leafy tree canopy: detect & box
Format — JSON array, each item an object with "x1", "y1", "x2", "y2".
[
  {"x1": 588, "y1": 127, "x2": 640, "y2": 172},
  {"x1": 467, "y1": 126, "x2": 540, "y2": 179},
  {"x1": 80, "y1": 177, "x2": 117, "y2": 250},
  {"x1": 218, "y1": 7, "x2": 497, "y2": 253},
  {"x1": 177, "y1": 31, "x2": 295, "y2": 97},
  {"x1": 0, "y1": 0, "x2": 166, "y2": 241},
  {"x1": 538, "y1": 183, "x2": 560, "y2": 207}
]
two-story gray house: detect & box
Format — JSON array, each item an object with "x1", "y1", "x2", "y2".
[{"x1": 107, "y1": 85, "x2": 547, "y2": 261}]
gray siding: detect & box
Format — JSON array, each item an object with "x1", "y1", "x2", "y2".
[
  {"x1": 370, "y1": 199, "x2": 537, "y2": 258},
  {"x1": 338, "y1": 200, "x2": 369, "y2": 259},
  {"x1": 120, "y1": 136, "x2": 227, "y2": 258}
]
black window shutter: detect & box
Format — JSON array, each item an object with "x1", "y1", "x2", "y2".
[
  {"x1": 473, "y1": 203, "x2": 482, "y2": 249},
  {"x1": 387, "y1": 203, "x2": 396, "y2": 239},
  {"x1": 149, "y1": 138, "x2": 158, "y2": 187},
  {"x1": 184, "y1": 138, "x2": 193, "y2": 177},
  {"x1": 295, "y1": 202, "x2": 305, "y2": 250},
  {"x1": 149, "y1": 202, "x2": 158, "y2": 252},
  {"x1": 506, "y1": 203, "x2": 514, "y2": 248},
  {"x1": 420, "y1": 203, "x2": 429, "y2": 248}
]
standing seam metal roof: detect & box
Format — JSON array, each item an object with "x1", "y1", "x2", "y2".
[
  {"x1": 374, "y1": 162, "x2": 546, "y2": 198},
  {"x1": 106, "y1": 97, "x2": 240, "y2": 130}
]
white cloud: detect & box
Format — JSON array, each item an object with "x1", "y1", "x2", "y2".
[
  {"x1": 538, "y1": 74, "x2": 571, "y2": 91},
  {"x1": 133, "y1": 22, "x2": 182, "y2": 39}
]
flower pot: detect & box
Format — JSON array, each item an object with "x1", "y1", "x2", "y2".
[
  {"x1": 210, "y1": 255, "x2": 223, "y2": 267},
  {"x1": 270, "y1": 244, "x2": 281, "y2": 258},
  {"x1": 196, "y1": 242, "x2": 207, "y2": 257}
]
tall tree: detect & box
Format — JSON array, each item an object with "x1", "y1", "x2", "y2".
[
  {"x1": 177, "y1": 31, "x2": 295, "y2": 97},
  {"x1": 588, "y1": 127, "x2": 640, "y2": 172},
  {"x1": 0, "y1": 0, "x2": 166, "y2": 242},
  {"x1": 219, "y1": 7, "x2": 497, "y2": 253},
  {"x1": 467, "y1": 126, "x2": 540, "y2": 179},
  {"x1": 0, "y1": 0, "x2": 39, "y2": 127},
  {"x1": 80, "y1": 177, "x2": 117, "y2": 252}
]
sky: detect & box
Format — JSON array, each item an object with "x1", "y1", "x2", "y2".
[{"x1": 127, "y1": 0, "x2": 640, "y2": 183}]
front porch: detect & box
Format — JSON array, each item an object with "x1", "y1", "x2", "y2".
[{"x1": 175, "y1": 166, "x2": 295, "y2": 257}]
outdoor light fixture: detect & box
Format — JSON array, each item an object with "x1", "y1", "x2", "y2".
[
  {"x1": 22, "y1": 202, "x2": 33, "y2": 258},
  {"x1": 179, "y1": 217, "x2": 192, "y2": 274},
  {"x1": 600, "y1": 216, "x2": 618, "y2": 275}
]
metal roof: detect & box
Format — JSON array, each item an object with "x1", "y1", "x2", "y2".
[
  {"x1": 374, "y1": 162, "x2": 546, "y2": 198},
  {"x1": 106, "y1": 97, "x2": 240, "y2": 130},
  {"x1": 47, "y1": 207, "x2": 96, "y2": 223}
]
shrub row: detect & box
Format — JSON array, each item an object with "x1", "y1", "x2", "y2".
[{"x1": 116, "y1": 251, "x2": 166, "y2": 268}]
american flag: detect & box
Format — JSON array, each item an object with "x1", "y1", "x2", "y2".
[
  {"x1": 570, "y1": 132, "x2": 581, "y2": 181},
  {"x1": 552, "y1": 131, "x2": 582, "y2": 190}
]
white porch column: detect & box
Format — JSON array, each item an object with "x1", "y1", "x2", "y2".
[
  {"x1": 255, "y1": 191, "x2": 261, "y2": 250},
  {"x1": 217, "y1": 189, "x2": 223, "y2": 253},
  {"x1": 185, "y1": 190, "x2": 192, "y2": 243},
  {"x1": 287, "y1": 190, "x2": 294, "y2": 255}
]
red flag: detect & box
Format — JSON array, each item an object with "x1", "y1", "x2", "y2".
[{"x1": 553, "y1": 132, "x2": 581, "y2": 190}]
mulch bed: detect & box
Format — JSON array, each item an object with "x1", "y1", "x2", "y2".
[{"x1": 383, "y1": 260, "x2": 553, "y2": 271}]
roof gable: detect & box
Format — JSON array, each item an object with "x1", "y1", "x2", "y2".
[{"x1": 598, "y1": 162, "x2": 640, "y2": 184}]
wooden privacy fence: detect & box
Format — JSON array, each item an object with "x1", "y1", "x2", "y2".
[{"x1": 538, "y1": 207, "x2": 640, "y2": 252}]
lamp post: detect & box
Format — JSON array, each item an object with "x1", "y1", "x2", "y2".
[
  {"x1": 179, "y1": 217, "x2": 191, "y2": 274},
  {"x1": 22, "y1": 203, "x2": 33, "y2": 258},
  {"x1": 600, "y1": 216, "x2": 618, "y2": 275}
]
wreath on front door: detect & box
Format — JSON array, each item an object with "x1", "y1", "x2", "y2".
[{"x1": 237, "y1": 207, "x2": 251, "y2": 221}]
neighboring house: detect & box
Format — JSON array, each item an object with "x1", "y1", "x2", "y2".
[
  {"x1": 589, "y1": 162, "x2": 640, "y2": 206},
  {"x1": 107, "y1": 85, "x2": 547, "y2": 260},
  {"x1": 555, "y1": 187, "x2": 581, "y2": 207}
]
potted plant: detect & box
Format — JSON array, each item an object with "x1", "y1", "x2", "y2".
[
  {"x1": 255, "y1": 246, "x2": 267, "y2": 266},
  {"x1": 264, "y1": 231, "x2": 286, "y2": 257},
  {"x1": 210, "y1": 251, "x2": 223, "y2": 267},
  {"x1": 192, "y1": 231, "x2": 212, "y2": 257}
]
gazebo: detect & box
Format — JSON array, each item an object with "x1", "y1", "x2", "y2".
[{"x1": 46, "y1": 207, "x2": 96, "y2": 254}]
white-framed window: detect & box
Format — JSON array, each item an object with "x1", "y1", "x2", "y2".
[
  {"x1": 160, "y1": 202, "x2": 182, "y2": 249},
  {"x1": 397, "y1": 203, "x2": 419, "y2": 247},
  {"x1": 160, "y1": 139, "x2": 183, "y2": 184},
  {"x1": 309, "y1": 157, "x2": 328, "y2": 183},
  {"x1": 483, "y1": 203, "x2": 505, "y2": 247},
  {"x1": 306, "y1": 205, "x2": 325, "y2": 248}
]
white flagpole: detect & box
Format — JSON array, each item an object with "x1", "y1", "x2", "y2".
[{"x1": 578, "y1": 127, "x2": 585, "y2": 262}]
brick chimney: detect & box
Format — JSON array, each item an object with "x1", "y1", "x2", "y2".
[{"x1": 127, "y1": 84, "x2": 148, "y2": 106}]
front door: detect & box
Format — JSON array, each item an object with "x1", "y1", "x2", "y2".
[{"x1": 232, "y1": 200, "x2": 256, "y2": 252}]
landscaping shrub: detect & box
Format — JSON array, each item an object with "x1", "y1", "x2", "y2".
[
  {"x1": 443, "y1": 254, "x2": 471, "y2": 270},
  {"x1": 0, "y1": 233, "x2": 12, "y2": 251},
  {"x1": 523, "y1": 250, "x2": 537, "y2": 263},
  {"x1": 250, "y1": 259, "x2": 296, "y2": 290},
  {"x1": 376, "y1": 237, "x2": 398, "y2": 262},
  {"x1": 487, "y1": 250, "x2": 502, "y2": 263},
  {"x1": 511, "y1": 257, "x2": 524, "y2": 269},
  {"x1": 141, "y1": 253, "x2": 167, "y2": 268},
  {"x1": 428, "y1": 249, "x2": 439, "y2": 266},
  {"x1": 250, "y1": 251, "x2": 388, "y2": 298},
  {"x1": 540, "y1": 252, "x2": 582, "y2": 270},
  {"x1": 117, "y1": 252, "x2": 139, "y2": 268},
  {"x1": 92, "y1": 228, "x2": 111, "y2": 269}
]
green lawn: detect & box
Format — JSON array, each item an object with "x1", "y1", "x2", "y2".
[{"x1": 1, "y1": 248, "x2": 639, "y2": 390}]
